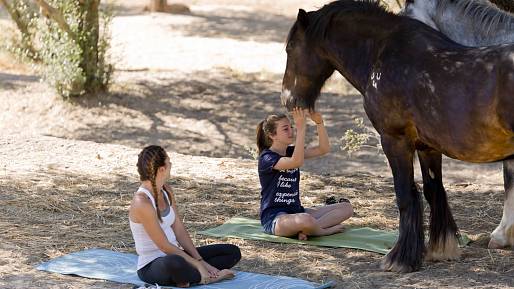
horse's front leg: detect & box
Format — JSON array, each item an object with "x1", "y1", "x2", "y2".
[
  {"x1": 418, "y1": 149, "x2": 460, "y2": 261},
  {"x1": 489, "y1": 159, "x2": 514, "y2": 249},
  {"x1": 380, "y1": 134, "x2": 424, "y2": 273}
]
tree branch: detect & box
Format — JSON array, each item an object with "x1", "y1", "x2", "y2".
[
  {"x1": 0, "y1": 0, "x2": 39, "y2": 59},
  {"x1": 33, "y1": 0, "x2": 77, "y2": 40}
]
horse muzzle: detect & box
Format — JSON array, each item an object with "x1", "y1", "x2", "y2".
[{"x1": 280, "y1": 88, "x2": 307, "y2": 110}]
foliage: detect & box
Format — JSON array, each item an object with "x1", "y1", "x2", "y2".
[
  {"x1": 3, "y1": 0, "x2": 113, "y2": 98},
  {"x1": 340, "y1": 117, "x2": 382, "y2": 155}
]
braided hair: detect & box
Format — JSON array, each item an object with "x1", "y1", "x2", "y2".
[{"x1": 137, "y1": 145, "x2": 168, "y2": 222}]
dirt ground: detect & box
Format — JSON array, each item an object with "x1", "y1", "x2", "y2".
[{"x1": 0, "y1": 1, "x2": 513, "y2": 288}]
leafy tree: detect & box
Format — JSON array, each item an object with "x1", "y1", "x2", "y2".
[{"x1": 2, "y1": 0, "x2": 112, "y2": 98}]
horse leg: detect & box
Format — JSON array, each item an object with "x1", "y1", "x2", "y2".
[
  {"x1": 489, "y1": 159, "x2": 514, "y2": 249},
  {"x1": 418, "y1": 149, "x2": 460, "y2": 261},
  {"x1": 380, "y1": 134, "x2": 424, "y2": 273}
]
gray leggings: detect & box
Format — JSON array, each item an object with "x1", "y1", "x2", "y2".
[{"x1": 137, "y1": 244, "x2": 241, "y2": 286}]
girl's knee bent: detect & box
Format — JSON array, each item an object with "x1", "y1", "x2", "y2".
[
  {"x1": 296, "y1": 213, "x2": 317, "y2": 228},
  {"x1": 226, "y1": 244, "x2": 242, "y2": 264},
  {"x1": 339, "y1": 202, "x2": 353, "y2": 219}
]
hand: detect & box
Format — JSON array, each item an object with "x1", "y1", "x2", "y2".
[
  {"x1": 202, "y1": 260, "x2": 220, "y2": 278},
  {"x1": 291, "y1": 107, "x2": 306, "y2": 129},
  {"x1": 197, "y1": 264, "x2": 211, "y2": 284},
  {"x1": 309, "y1": 110, "x2": 323, "y2": 125}
]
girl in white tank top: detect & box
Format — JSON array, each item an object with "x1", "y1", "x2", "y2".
[{"x1": 129, "y1": 145, "x2": 240, "y2": 287}]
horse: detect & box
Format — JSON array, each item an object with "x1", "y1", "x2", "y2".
[
  {"x1": 402, "y1": 0, "x2": 514, "y2": 46},
  {"x1": 403, "y1": 0, "x2": 514, "y2": 252},
  {"x1": 281, "y1": 0, "x2": 514, "y2": 272}
]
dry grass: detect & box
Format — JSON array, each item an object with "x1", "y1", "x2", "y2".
[
  {"x1": 0, "y1": 144, "x2": 513, "y2": 288},
  {"x1": 0, "y1": 0, "x2": 513, "y2": 288}
]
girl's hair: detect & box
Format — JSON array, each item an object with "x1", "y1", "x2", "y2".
[
  {"x1": 256, "y1": 114, "x2": 288, "y2": 154},
  {"x1": 137, "y1": 145, "x2": 169, "y2": 222}
]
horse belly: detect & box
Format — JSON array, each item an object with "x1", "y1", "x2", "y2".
[{"x1": 417, "y1": 123, "x2": 514, "y2": 163}]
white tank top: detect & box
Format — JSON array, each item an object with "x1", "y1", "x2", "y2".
[{"x1": 129, "y1": 187, "x2": 179, "y2": 270}]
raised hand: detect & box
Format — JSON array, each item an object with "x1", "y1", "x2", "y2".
[
  {"x1": 308, "y1": 110, "x2": 324, "y2": 125},
  {"x1": 291, "y1": 107, "x2": 306, "y2": 129}
]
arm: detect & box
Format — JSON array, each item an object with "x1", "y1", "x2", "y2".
[
  {"x1": 305, "y1": 111, "x2": 330, "y2": 159},
  {"x1": 130, "y1": 193, "x2": 209, "y2": 280},
  {"x1": 273, "y1": 108, "x2": 306, "y2": 170},
  {"x1": 165, "y1": 185, "x2": 220, "y2": 277}
]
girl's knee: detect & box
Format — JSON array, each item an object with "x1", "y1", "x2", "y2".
[
  {"x1": 296, "y1": 213, "x2": 317, "y2": 228},
  {"x1": 227, "y1": 244, "x2": 242, "y2": 263},
  {"x1": 339, "y1": 202, "x2": 353, "y2": 218}
]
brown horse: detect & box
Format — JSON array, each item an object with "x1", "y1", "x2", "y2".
[{"x1": 281, "y1": 0, "x2": 514, "y2": 272}]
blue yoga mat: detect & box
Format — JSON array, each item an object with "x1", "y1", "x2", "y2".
[{"x1": 36, "y1": 248, "x2": 335, "y2": 289}]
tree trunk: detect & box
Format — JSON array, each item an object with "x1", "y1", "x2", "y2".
[
  {"x1": 34, "y1": 0, "x2": 76, "y2": 40},
  {"x1": 149, "y1": 0, "x2": 167, "y2": 12},
  {"x1": 78, "y1": 0, "x2": 103, "y2": 94}
]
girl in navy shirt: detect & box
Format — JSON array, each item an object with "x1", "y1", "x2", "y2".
[{"x1": 256, "y1": 108, "x2": 353, "y2": 240}]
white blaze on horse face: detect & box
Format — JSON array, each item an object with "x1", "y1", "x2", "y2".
[{"x1": 281, "y1": 87, "x2": 292, "y2": 107}]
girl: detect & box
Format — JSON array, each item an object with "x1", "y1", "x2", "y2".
[
  {"x1": 129, "y1": 145, "x2": 241, "y2": 287},
  {"x1": 256, "y1": 108, "x2": 353, "y2": 240}
]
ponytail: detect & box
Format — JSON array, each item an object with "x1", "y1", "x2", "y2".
[
  {"x1": 256, "y1": 120, "x2": 270, "y2": 154},
  {"x1": 256, "y1": 114, "x2": 288, "y2": 155}
]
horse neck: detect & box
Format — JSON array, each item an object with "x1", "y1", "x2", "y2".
[
  {"x1": 322, "y1": 17, "x2": 395, "y2": 94},
  {"x1": 436, "y1": 0, "x2": 514, "y2": 46}
]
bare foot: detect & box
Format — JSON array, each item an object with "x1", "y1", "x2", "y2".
[
  {"x1": 326, "y1": 224, "x2": 345, "y2": 235},
  {"x1": 176, "y1": 282, "x2": 190, "y2": 288},
  {"x1": 298, "y1": 232, "x2": 308, "y2": 240},
  {"x1": 204, "y1": 269, "x2": 235, "y2": 284}
]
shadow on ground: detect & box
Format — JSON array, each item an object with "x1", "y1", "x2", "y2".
[{"x1": 0, "y1": 72, "x2": 39, "y2": 90}]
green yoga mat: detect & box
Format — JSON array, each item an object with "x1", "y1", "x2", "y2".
[
  {"x1": 199, "y1": 217, "x2": 396, "y2": 254},
  {"x1": 199, "y1": 217, "x2": 471, "y2": 255}
]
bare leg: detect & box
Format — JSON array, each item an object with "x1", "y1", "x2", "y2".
[
  {"x1": 305, "y1": 202, "x2": 353, "y2": 229},
  {"x1": 274, "y1": 213, "x2": 345, "y2": 238},
  {"x1": 489, "y1": 159, "x2": 514, "y2": 249}
]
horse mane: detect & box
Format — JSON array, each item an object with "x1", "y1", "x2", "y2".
[
  {"x1": 436, "y1": 0, "x2": 514, "y2": 36},
  {"x1": 287, "y1": 0, "x2": 392, "y2": 45}
]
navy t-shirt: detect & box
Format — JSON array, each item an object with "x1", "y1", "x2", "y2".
[{"x1": 258, "y1": 146, "x2": 304, "y2": 226}]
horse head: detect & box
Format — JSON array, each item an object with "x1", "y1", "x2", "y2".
[{"x1": 281, "y1": 9, "x2": 335, "y2": 111}]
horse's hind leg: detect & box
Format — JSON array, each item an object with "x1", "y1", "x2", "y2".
[
  {"x1": 380, "y1": 134, "x2": 424, "y2": 273},
  {"x1": 489, "y1": 159, "x2": 514, "y2": 249},
  {"x1": 418, "y1": 149, "x2": 460, "y2": 261}
]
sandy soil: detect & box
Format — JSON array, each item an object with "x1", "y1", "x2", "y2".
[{"x1": 0, "y1": 1, "x2": 512, "y2": 288}]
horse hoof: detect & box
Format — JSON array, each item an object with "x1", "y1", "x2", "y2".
[
  {"x1": 488, "y1": 238, "x2": 506, "y2": 249},
  {"x1": 425, "y1": 247, "x2": 461, "y2": 261},
  {"x1": 381, "y1": 257, "x2": 417, "y2": 273},
  {"x1": 425, "y1": 237, "x2": 461, "y2": 261}
]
